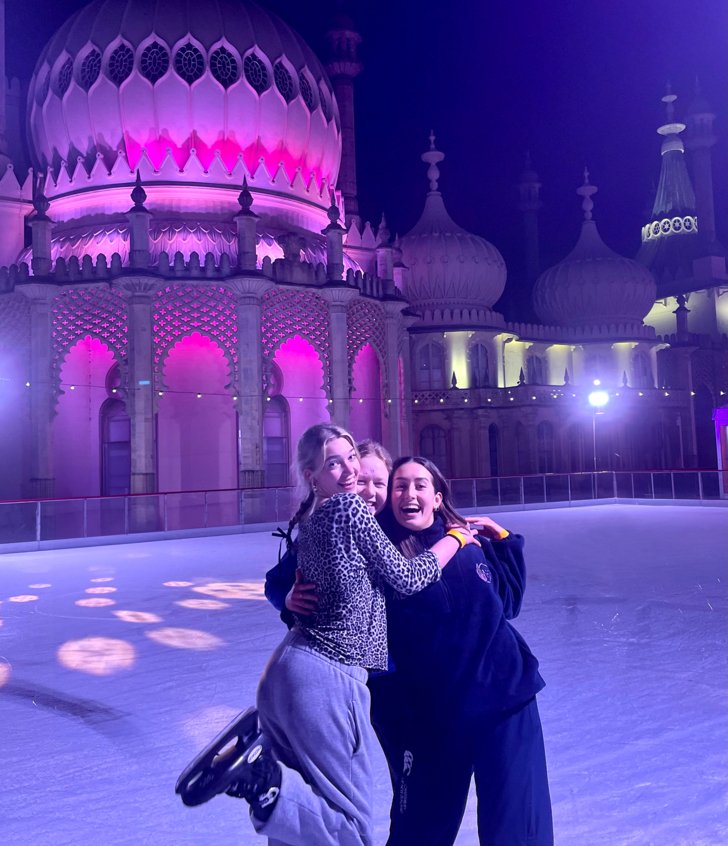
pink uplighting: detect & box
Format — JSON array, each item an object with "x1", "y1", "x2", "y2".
[
  {"x1": 349, "y1": 343, "x2": 382, "y2": 443},
  {"x1": 54, "y1": 336, "x2": 117, "y2": 498},
  {"x1": 272, "y1": 335, "x2": 328, "y2": 449},
  {"x1": 157, "y1": 333, "x2": 237, "y2": 493}
]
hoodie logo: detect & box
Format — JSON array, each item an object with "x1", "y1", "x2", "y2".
[
  {"x1": 403, "y1": 750, "x2": 414, "y2": 776},
  {"x1": 476, "y1": 561, "x2": 492, "y2": 584}
]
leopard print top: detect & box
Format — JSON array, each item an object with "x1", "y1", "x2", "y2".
[{"x1": 295, "y1": 492, "x2": 440, "y2": 670}]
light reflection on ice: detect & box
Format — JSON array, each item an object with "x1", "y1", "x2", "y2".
[
  {"x1": 144, "y1": 627, "x2": 224, "y2": 650},
  {"x1": 191, "y1": 581, "x2": 265, "y2": 600},
  {"x1": 57, "y1": 637, "x2": 136, "y2": 675}
]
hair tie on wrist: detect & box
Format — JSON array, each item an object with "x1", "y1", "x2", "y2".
[{"x1": 446, "y1": 528, "x2": 466, "y2": 549}]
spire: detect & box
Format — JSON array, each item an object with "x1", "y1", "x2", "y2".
[
  {"x1": 651, "y1": 85, "x2": 696, "y2": 217},
  {"x1": 685, "y1": 78, "x2": 719, "y2": 248},
  {"x1": 421, "y1": 130, "x2": 445, "y2": 193},
  {"x1": 325, "y1": 2, "x2": 362, "y2": 227}
]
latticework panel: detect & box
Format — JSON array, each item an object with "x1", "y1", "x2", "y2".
[
  {"x1": 261, "y1": 288, "x2": 330, "y2": 392},
  {"x1": 153, "y1": 284, "x2": 238, "y2": 382},
  {"x1": 0, "y1": 293, "x2": 30, "y2": 354},
  {"x1": 52, "y1": 287, "x2": 128, "y2": 385}
]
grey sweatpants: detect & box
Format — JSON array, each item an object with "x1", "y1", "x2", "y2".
[{"x1": 251, "y1": 629, "x2": 377, "y2": 846}]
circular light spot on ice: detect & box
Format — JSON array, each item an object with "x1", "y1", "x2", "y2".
[
  {"x1": 192, "y1": 582, "x2": 265, "y2": 600},
  {"x1": 0, "y1": 659, "x2": 10, "y2": 687},
  {"x1": 145, "y1": 627, "x2": 223, "y2": 650},
  {"x1": 85, "y1": 587, "x2": 117, "y2": 594},
  {"x1": 57, "y1": 637, "x2": 135, "y2": 675},
  {"x1": 163, "y1": 581, "x2": 194, "y2": 588},
  {"x1": 90, "y1": 577, "x2": 115, "y2": 583},
  {"x1": 175, "y1": 599, "x2": 230, "y2": 610},
  {"x1": 75, "y1": 598, "x2": 116, "y2": 608},
  {"x1": 28, "y1": 583, "x2": 51, "y2": 589},
  {"x1": 112, "y1": 610, "x2": 162, "y2": 624},
  {"x1": 9, "y1": 595, "x2": 39, "y2": 602}
]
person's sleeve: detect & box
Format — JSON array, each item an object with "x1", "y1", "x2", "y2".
[
  {"x1": 264, "y1": 547, "x2": 298, "y2": 612},
  {"x1": 340, "y1": 494, "x2": 440, "y2": 596},
  {"x1": 479, "y1": 533, "x2": 526, "y2": 618}
]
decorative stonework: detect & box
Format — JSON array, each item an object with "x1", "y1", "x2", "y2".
[
  {"x1": 153, "y1": 284, "x2": 238, "y2": 382},
  {"x1": 51, "y1": 287, "x2": 128, "y2": 386},
  {"x1": 347, "y1": 298, "x2": 387, "y2": 393},
  {"x1": 0, "y1": 293, "x2": 30, "y2": 354},
  {"x1": 261, "y1": 288, "x2": 330, "y2": 392},
  {"x1": 641, "y1": 215, "x2": 698, "y2": 242}
]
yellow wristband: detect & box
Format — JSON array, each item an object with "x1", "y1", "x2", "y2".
[
  {"x1": 495, "y1": 528, "x2": 509, "y2": 540},
  {"x1": 446, "y1": 529, "x2": 467, "y2": 549}
]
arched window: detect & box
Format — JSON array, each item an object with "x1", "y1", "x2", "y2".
[
  {"x1": 420, "y1": 425, "x2": 449, "y2": 476},
  {"x1": 527, "y1": 355, "x2": 546, "y2": 385},
  {"x1": 263, "y1": 395, "x2": 290, "y2": 486},
  {"x1": 567, "y1": 423, "x2": 587, "y2": 472},
  {"x1": 100, "y1": 399, "x2": 131, "y2": 496},
  {"x1": 488, "y1": 423, "x2": 500, "y2": 477},
  {"x1": 537, "y1": 421, "x2": 555, "y2": 473},
  {"x1": 632, "y1": 352, "x2": 653, "y2": 389},
  {"x1": 470, "y1": 343, "x2": 490, "y2": 388},
  {"x1": 515, "y1": 422, "x2": 530, "y2": 474},
  {"x1": 415, "y1": 342, "x2": 445, "y2": 390}
]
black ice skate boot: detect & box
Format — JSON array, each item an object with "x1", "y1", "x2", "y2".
[
  {"x1": 226, "y1": 738, "x2": 282, "y2": 822},
  {"x1": 175, "y1": 707, "x2": 260, "y2": 807}
]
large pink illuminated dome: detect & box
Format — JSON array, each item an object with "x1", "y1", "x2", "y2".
[{"x1": 27, "y1": 0, "x2": 341, "y2": 194}]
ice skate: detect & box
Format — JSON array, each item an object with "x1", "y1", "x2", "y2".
[
  {"x1": 226, "y1": 737, "x2": 282, "y2": 821},
  {"x1": 175, "y1": 706, "x2": 260, "y2": 807}
]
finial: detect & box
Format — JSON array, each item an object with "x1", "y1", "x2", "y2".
[
  {"x1": 323, "y1": 187, "x2": 345, "y2": 232},
  {"x1": 130, "y1": 170, "x2": 148, "y2": 210},
  {"x1": 237, "y1": 176, "x2": 256, "y2": 216},
  {"x1": 421, "y1": 130, "x2": 445, "y2": 192},
  {"x1": 662, "y1": 81, "x2": 677, "y2": 121},
  {"x1": 377, "y1": 212, "x2": 390, "y2": 245},
  {"x1": 33, "y1": 172, "x2": 51, "y2": 220},
  {"x1": 576, "y1": 167, "x2": 598, "y2": 220}
]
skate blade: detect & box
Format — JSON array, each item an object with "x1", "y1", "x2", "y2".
[{"x1": 175, "y1": 706, "x2": 259, "y2": 805}]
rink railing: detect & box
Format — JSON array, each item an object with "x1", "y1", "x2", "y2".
[{"x1": 0, "y1": 469, "x2": 725, "y2": 549}]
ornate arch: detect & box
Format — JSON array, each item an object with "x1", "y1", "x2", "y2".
[
  {"x1": 347, "y1": 298, "x2": 388, "y2": 396},
  {"x1": 153, "y1": 284, "x2": 238, "y2": 386},
  {"x1": 52, "y1": 287, "x2": 128, "y2": 391},
  {"x1": 261, "y1": 288, "x2": 330, "y2": 394}
]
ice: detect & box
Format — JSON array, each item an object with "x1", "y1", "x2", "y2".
[{"x1": 0, "y1": 504, "x2": 726, "y2": 845}]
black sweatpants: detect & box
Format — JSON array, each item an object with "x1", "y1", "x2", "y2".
[{"x1": 384, "y1": 697, "x2": 553, "y2": 846}]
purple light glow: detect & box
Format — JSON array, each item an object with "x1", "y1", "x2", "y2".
[
  {"x1": 272, "y1": 334, "x2": 328, "y2": 449},
  {"x1": 349, "y1": 343, "x2": 382, "y2": 443}
]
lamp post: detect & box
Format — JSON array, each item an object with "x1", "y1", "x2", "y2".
[{"x1": 587, "y1": 380, "x2": 610, "y2": 472}]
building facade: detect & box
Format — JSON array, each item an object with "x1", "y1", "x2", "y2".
[{"x1": 0, "y1": 0, "x2": 726, "y2": 501}]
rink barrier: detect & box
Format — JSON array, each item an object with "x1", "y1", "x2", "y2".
[{"x1": 0, "y1": 470, "x2": 725, "y2": 552}]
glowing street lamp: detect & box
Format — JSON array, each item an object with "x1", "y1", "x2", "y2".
[{"x1": 587, "y1": 381, "x2": 610, "y2": 472}]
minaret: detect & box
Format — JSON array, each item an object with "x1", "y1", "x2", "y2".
[
  {"x1": 325, "y1": 2, "x2": 362, "y2": 227},
  {"x1": 637, "y1": 86, "x2": 702, "y2": 287},
  {"x1": 517, "y1": 153, "x2": 542, "y2": 284},
  {"x1": 684, "y1": 79, "x2": 718, "y2": 249}
]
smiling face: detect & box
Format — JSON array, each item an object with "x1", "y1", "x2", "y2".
[
  {"x1": 390, "y1": 461, "x2": 443, "y2": 531},
  {"x1": 307, "y1": 436, "x2": 360, "y2": 502},
  {"x1": 357, "y1": 454, "x2": 390, "y2": 515}
]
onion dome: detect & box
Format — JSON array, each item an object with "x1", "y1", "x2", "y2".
[
  {"x1": 27, "y1": 0, "x2": 340, "y2": 194},
  {"x1": 533, "y1": 170, "x2": 656, "y2": 330},
  {"x1": 399, "y1": 133, "x2": 506, "y2": 323}
]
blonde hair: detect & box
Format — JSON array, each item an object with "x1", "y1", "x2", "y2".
[
  {"x1": 356, "y1": 439, "x2": 393, "y2": 473},
  {"x1": 288, "y1": 423, "x2": 358, "y2": 533}
]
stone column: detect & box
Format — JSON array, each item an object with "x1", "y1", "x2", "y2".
[
  {"x1": 18, "y1": 283, "x2": 56, "y2": 498},
  {"x1": 226, "y1": 276, "x2": 273, "y2": 488},
  {"x1": 29, "y1": 190, "x2": 53, "y2": 277},
  {"x1": 320, "y1": 286, "x2": 358, "y2": 429},
  {"x1": 113, "y1": 276, "x2": 158, "y2": 494},
  {"x1": 382, "y1": 300, "x2": 407, "y2": 457}
]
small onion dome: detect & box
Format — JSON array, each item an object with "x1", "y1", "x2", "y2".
[
  {"x1": 399, "y1": 132, "x2": 506, "y2": 314},
  {"x1": 27, "y1": 0, "x2": 340, "y2": 192},
  {"x1": 532, "y1": 170, "x2": 656, "y2": 329}
]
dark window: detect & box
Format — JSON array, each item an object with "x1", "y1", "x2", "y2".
[
  {"x1": 263, "y1": 395, "x2": 290, "y2": 486},
  {"x1": 537, "y1": 421, "x2": 554, "y2": 473},
  {"x1": 174, "y1": 42, "x2": 205, "y2": 84},
  {"x1": 274, "y1": 63, "x2": 295, "y2": 102},
  {"x1": 298, "y1": 71, "x2": 315, "y2": 110},
  {"x1": 107, "y1": 44, "x2": 134, "y2": 86},
  {"x1": 415, "y1": 343, "x2": 446, "y2": 390},
  {"x1": 243, "y1": 53, "x2": 269, "y2": 94},
  {"x1": 632, "y1": 352, "x2": 653, "y2": 389},
  {"x1": 420, "y1": 425, "x2": 449, "y2": 476},
  {"x1": 140, "y1": 41, "x2": 170, "y2": 84},
  {"x1": 210, "y1": 46, "x2": 239, "y2": 88},
  {"x1": 57, "y1": 57, "x2": 73, "y2": 96},
  {"x1": 470, "y1": 343, "x2": 490, "y2": 387},
  {"x1": 488, "y1": 424, "x2": 500, "y2": 477},
  {"x1": 79, "y1": 49, "x2": 101, "y2": 91},
  {"x1": 527, "y1": 355, "x2": 545, "y2": 385},
  {"x1": 101, "y1": 399, "x2": 131, "y2": 496}
]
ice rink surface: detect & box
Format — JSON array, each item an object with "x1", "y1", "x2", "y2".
[{"x1": 0, "y1": 503, "x2": 726, "y2": 846}]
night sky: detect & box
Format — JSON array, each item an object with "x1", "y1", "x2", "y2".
[{"x1": 5, "y1": 0, "x2": 727, "y2": 316}]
